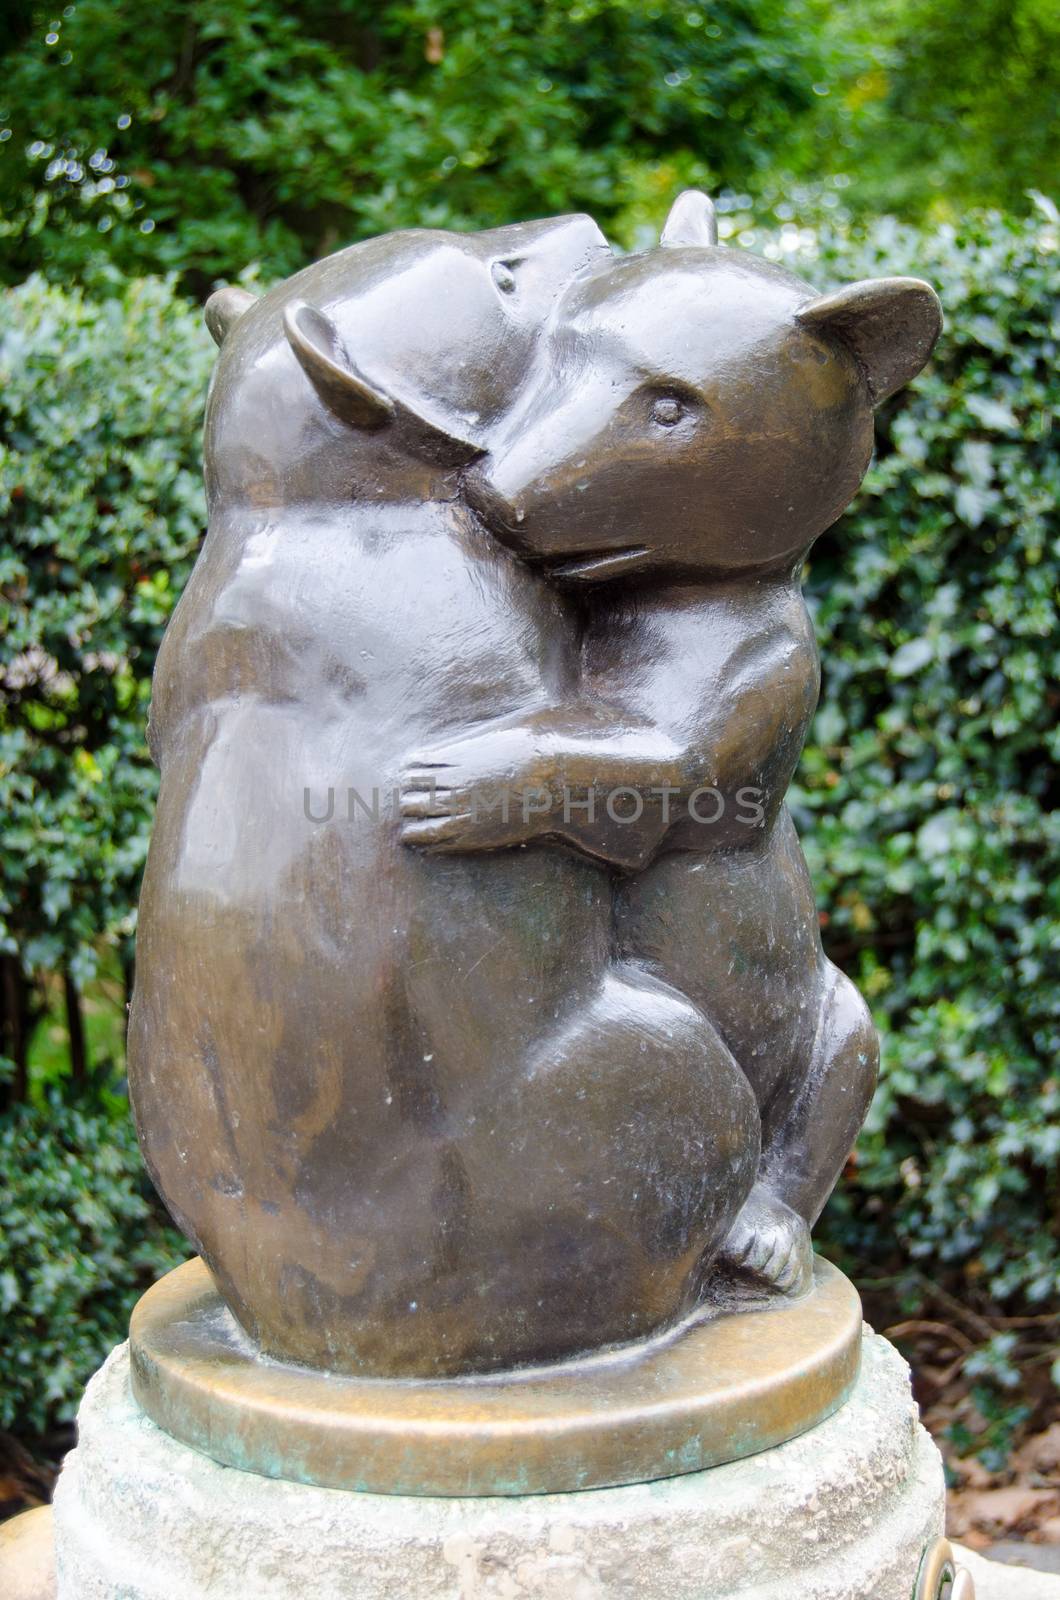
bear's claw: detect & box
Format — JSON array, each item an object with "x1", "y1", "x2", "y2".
[{"x1": 720, "y1": 1184, "x2": 814, "y2": 1297}]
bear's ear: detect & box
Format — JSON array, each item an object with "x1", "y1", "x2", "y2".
[
  {"x1": 284, "y1": 300, "x2": 395, "y2": 430},
  {"x1": 796, "y1": 277, "x2": 942, "y2": 405},
  {"x1": 284, "y1": 299, "x2": 484, "y2": 464},
  {"x1": 661, "y1": 189, "x2": 718, "y2": 248},
  {"x1": 204, "y1": 285, "x2": 258, "y2": 347}
]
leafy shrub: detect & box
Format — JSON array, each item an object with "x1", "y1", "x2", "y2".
[
  {"x1": 0, "y1": 272, "x2": 212, "y2": 1052},
  {"x1": 0, "y1": 0, "x2": 841, "y2": 292},
  {"x1": 783, "y1": 0, "x2": 1060, "y2": 220},
  {"x1": 795, "y1": 209, "x2": 1060, "y2": 1321},
  {"x1": 0, "y1": 1088, "x2": 185, "y2": 1433},
  {"x1": 3, "y1": 0, "x2": 1057, "y2": 300}
]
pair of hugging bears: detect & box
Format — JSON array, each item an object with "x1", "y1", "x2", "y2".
[{"x1": 128, "y1": 192, "x2": 941, "y2": 1378}]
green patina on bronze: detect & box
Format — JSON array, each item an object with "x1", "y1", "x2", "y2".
[{"x1": 130, "y1": 1255, "x2": 862, "y2": 1497}]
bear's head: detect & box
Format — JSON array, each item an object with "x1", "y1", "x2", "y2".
[
  {"x1": 466, "y1": 191, "x2": 941, "y2": 583},
  {"x1": 201, "y1": 214, "x2": 610, "y2": 511}
]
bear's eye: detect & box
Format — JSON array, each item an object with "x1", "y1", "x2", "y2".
[
  {"x1": 651, "y1": 394, "x2": 686, "y2": 428},
  {"x1": 491, "y1": 261, "x2": 517, "y2": 295}
]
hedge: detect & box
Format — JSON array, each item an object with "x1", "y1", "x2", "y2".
[
  {"x1": 796, "y1": 209, "x2": 1059, "y2": 1316},
  {"x1": 0, "y1": 1090, "x2": 184, "y2": 1433},
  {"x1": 0, "y1": 272, "x2": 212, "y2": 1095}
]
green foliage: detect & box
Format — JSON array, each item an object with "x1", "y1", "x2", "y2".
[
  {"x1": 796, "y1": 0, "x2": 1060, "y2": 220},
  {"x1": 0, "y1": 0, "x2": 839, "y2": 291},
  {"x1": 792, "y1": 208, "x2": 1060, "y2": 1317},
  {"x1": 956, "y1": 1331, "x2": 1033, "y2": 1472},
  {"x1": 0, "y1": 1087, "x2": 185, "y2": 1432},
  {"x1": 0, "y1": 273, "x2": 212, "y2": 994},
  {"x1": 27, "y1": 960, "x2": 128, "y2": 1092},
  {"x1": 2, "y1": 0, "x2": 1056, "y2": 293}
]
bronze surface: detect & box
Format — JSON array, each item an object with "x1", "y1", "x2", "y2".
[{"x1": 129, "y1": 1255, "x2": 861, "y2": 1497}]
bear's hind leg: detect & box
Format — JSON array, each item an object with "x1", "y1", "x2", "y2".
[
  {"x1": 762, "y1": 959, "x2": 879, "y2": 1224},
  {"x1": 722, "y1": 960, "x2": 878, "y2": 1296},
  {"x1": 466, "y1": 963, "x2": 760, "y2": 1362}
]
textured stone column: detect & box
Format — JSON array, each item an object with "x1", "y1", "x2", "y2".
[{"x1": 54, "y1": 1329, "x2": 944, "y2": 1600}]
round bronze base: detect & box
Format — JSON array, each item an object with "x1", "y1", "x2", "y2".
[{"x1": 129, "y1": 1256, "x2": 861, "y2": 1497}]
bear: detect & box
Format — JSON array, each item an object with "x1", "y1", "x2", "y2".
[
  {"x1": 127, "y1": 208, "x2": 762, "y2": 1379},
  {"x1": 398, "y1": 190, "x2": 942, "y2": 1295}
]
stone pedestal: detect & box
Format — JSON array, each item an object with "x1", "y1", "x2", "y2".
[{"x1": 53, "y1": 1329, "x2": 944, "y2": 1600}]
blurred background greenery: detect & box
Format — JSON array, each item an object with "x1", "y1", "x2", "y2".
[{"x1": 0, "y1": 0, "x2": 1056, "y2": 1501}]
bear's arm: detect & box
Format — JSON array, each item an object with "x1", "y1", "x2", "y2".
[
  {"x1": 400, "y1": 582, "x2": 820, "y2": 871},
  {"x1": 538, "y1": 581, "x2": 821, "y2": 865}
]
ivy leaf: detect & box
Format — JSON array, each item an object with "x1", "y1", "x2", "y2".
[
  {"x1": 889, "y1": 637, "x2": 934, "y2": 677},
  {"x1": 955, "y1": 482, "x2": 997, "y2": 528},
  {"x1": 965, "y1": 394, "x2": 1020, "y2": 433}
]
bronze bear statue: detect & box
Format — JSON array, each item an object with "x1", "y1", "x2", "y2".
[{"x1": 128, "y1": 194, "x2": 941, "y2": 1377}]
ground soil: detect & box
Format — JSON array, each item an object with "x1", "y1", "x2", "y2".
[{"x1": 871, "y1": 1294, "x2": 1060, "y2": 1557}]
